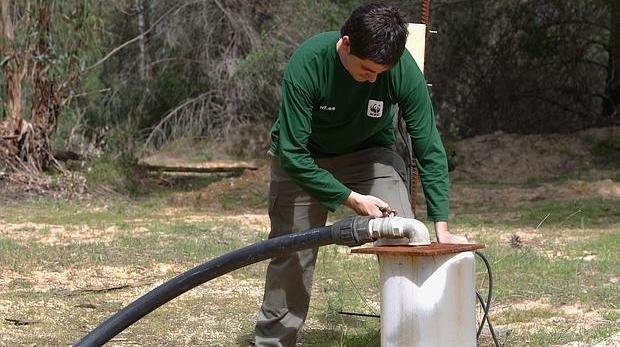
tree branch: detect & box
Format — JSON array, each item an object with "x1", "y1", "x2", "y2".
[{"x1": 85, "y1": 0, "x2": 205, "y2": 72}]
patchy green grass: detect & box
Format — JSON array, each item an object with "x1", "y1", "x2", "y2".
[
  {"x1": 503, "y1": 324, "x2": 618, "y2": 346},
  {"x1": 0, "y1": 197, "x2": 147, "y2": 226},
  {"x1": 217, "y1": 185, "x2": 269, "y2": 210},
  {"x1": 453, "y1": 198, "x2": 620, "y2": 229},
  {"x1": 0, "y1": 175, "x2": 618, "y2": 346},
  {"x1": 602, "y1": 310, "x2": 620, "y2": 322},
  {"x1": 519, "y1": 199, "x2": 620, "y2": 227},
  {"x1": 469, "y1": 230, "x2": 619, "y2": 308},
  {"x1": 493, "y1": 307, "x2": 556, "y2": 325},
  {"x1": 0, "y1": 222, "x2": 259, "y2": 274}
]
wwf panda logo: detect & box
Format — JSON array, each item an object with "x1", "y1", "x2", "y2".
[{"x1": 367, "y1": 100, "x2": 384, "y2": 118}]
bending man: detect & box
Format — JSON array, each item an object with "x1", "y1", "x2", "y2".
[{"x1": 255, "y1": 3, "x2": 466, "y2": 346}]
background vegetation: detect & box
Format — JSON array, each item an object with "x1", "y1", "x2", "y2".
[{"x1": 1, "y1": 0, "x2": 618, "y2": 169}]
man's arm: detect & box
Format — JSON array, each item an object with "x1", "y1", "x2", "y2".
[
  {"x1": 398, "y1": 64, "x2": 450, "y2": 221},
  {"x1": 276, "y1": 79, "x2": 353, "y2": 211},
  {"x1": 396, "y1": 53, "x2": 468, "y2": 243}
]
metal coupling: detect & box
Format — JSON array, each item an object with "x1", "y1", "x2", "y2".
[{"x1": 330, "y1": 216, "x2": 374, "y2": 247}]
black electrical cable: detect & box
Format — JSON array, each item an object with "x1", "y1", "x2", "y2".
[
  {"x1": 475, "y1": 251, "x2": 500, "y2": 347},
  {"x1": 397, "y1": 112, "x2": 415, "y2": 202},
  {"x1": 75, "y1": 216, "x2": 374, "y2": 347},
  {"x1": 337, "y1": 311, "x2": 380, "y2": 318}
]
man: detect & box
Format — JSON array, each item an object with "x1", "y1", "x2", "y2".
[{"x1": 255, "y1": 3, "x2": 466, "y2": 346}]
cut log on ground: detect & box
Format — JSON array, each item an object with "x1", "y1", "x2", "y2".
[{"x1": 137, "y1": 161, "x2": 258, "y2": 174}]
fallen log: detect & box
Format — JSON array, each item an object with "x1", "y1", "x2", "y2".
[{"x1": 137, "y1": 161, "x2": 258, "y2": 174}]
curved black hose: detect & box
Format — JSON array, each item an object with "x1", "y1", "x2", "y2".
[{"x1": 75, "y1": 216, "x2": 373, "y2": 347}]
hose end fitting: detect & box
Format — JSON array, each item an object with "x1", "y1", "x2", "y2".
[{"x1": 330, "y1": 216, "x2": 374, "y2": 247}]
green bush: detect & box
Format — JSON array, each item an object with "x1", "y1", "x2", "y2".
[
  {"x1": 84, "y1": 127, "x2": 141, "y2": 194},
  {"x1": 591, "y1": 138, "x2": 620, "y2": 168},
  {"x1": 85, "y1": 153, "x2": 139, "y2": 194}
]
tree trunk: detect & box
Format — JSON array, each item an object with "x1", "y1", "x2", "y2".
[
  {"x1": 29, "y1": 6, "x2": 60, "y2": 170},
  {"x1": 0, "y1": 3, "x2": 60, "y2": 172},
  {"x1": 1, "y1": 0, "x2": 26, "y2": 123},
  {"x1": 604, "y1": 0, "x2": 620, "y2": 120},
  {"x1": 136, "y1": 0, "x2": 150, "y2": 82},
  {"x1": 0, "y1": 0, "x2": 24, "y2": 163}
]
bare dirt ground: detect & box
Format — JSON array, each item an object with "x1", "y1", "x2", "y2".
[
  {"x1": 451, "y1": 127, "x2": 618, "y2": 183},
  {"x1": 451, "y1": 178, "x2": 620, "y2": 208}
]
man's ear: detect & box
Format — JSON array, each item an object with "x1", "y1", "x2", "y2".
[{"x1": 341, "y1": 35, "x2": 351, "y2": 54}]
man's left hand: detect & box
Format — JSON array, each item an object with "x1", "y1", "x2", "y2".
[{"x1": 435, "y1": 221, "x2": 470, "y2": 244}]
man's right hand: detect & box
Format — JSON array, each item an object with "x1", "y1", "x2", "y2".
[{"x1": 344, "y1": 191, "x2": 390, "y2": 218}]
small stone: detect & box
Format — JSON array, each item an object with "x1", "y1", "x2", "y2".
[{"x1": 582, "y1": 255, "x2": 596, "y2": 262}]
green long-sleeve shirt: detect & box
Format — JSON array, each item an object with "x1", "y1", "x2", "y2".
[{"x1": 269, "y1": 32, "x2": 449, "y2": 221}]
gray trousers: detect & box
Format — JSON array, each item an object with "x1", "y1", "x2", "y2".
[{"x1": 254, "y1": 147, "x2": 414, "y2": 347}]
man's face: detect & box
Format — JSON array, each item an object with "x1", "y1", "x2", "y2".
[
  {"x1": 345, "y1": 54, "x2": 391, "y2": 83},
  {"x1": 338, "y1": 36, "x2": 391, "y2": 83}
]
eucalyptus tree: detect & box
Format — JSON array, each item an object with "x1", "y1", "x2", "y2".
[{"x1": 0, "y1": 0, "x2": 104, "y2": 173}]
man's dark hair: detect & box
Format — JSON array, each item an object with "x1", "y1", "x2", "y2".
[{"x1": 340, "y1": 3, "x2": 408, "y2": 66}]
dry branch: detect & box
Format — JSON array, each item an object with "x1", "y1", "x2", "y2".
[
  {"x1": 141, "y1": 91, "x2": 221, "y2": 154},
  {"x1": 86, "y1": 0, "x2": 206, "y2": 72},
  {"x1": 4, "y1": 318, "x2": 40, "y2": 326},
  {"x1": 59, "y1": 281, "x2": 156, "y2": 297}
]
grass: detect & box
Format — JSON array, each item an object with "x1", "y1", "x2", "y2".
[
  {"x1": 602, "y1": 310, "x2": 620, "y2": 322},
  {"x1": 0, "y1": 172, "x2": 619, "y2": 346},
  {"x1": 217, "y1": 184, "x2": 269, "y2": 210},
  {"x1": 470, "y1": 229, "x2": 619, "y2": 307},
  {"x1": 0, "y1": 196, "x2": 145, "y2": 226},
  {"x1": 493, "y1": 307, "x2": 556, "y2": 325},
  {"x1": 503, "y1": 324, "x2": 618, "y2": 346},
  {"x1": 452, "y1": 198, "x2": 620, "y2": 229}
]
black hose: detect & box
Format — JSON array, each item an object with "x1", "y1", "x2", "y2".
[{"x1": 75, "y1": 216, "x2": 373, "y2": 347}]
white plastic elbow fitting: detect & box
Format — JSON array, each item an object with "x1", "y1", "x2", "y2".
[{"x1": 368, "y1": 216, "x2": 431, "y2": 246}]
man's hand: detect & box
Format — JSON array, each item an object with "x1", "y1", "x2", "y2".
[
  {"x1": 435, "y1": 221, "x2": 469, "y2": 244},
  {"x1": 344, "y1": 191, "x2": 390, "y2": 218}
]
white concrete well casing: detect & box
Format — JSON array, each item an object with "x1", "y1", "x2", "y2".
[
  {"x1": 379, "y1": 251, "x2": 476, "y2": 347},
  {"x1": 352, "y1": 243, "x2": 484, "y2": 347}
]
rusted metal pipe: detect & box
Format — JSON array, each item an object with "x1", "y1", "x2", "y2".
[{"x1": 421, "y1": 0, "x2": 430, "y2": 25}]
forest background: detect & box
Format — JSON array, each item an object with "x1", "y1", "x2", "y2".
[{"x1": 0, "y1": 0, "x2": 618, "y2": 178}]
